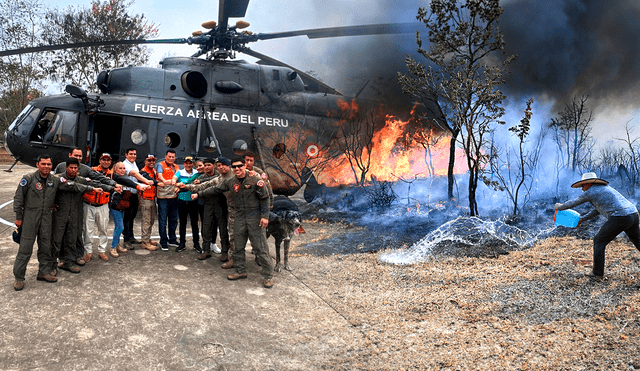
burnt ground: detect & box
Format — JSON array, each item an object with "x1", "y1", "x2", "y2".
[{"x1": 2, "y1": 164, "x2": 640, "y2": 370}]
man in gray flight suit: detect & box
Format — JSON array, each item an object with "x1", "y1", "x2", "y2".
[
  {"x1": 179, "y1": 158, "x2": 230, "y2": 261},
  {"x1": 54, "y1": 147, "x2": 121, "y2": 266},
  {"x1": 192, "y1": 157, "x2": 274, "y2": 288},
  {"x1": 12, "y1": 155, "x2": 87, "y2": 291},
  {"x1": 53, "y1": 158, "x2": 111, "y2": 274}
]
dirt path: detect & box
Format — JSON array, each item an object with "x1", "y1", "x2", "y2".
[{"x1": 2, "y1": 165, "x2": 640, "y2": 370}]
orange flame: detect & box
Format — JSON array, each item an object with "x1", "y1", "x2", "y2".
[{"x1": 318, "y1": 106, "x2": 468, "y2": 186}]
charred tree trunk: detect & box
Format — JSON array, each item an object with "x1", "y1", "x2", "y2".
[{"x1": 447, "y1": 128, "x2": 460, "y2": 201}]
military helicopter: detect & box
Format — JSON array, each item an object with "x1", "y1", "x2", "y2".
[{"x1": 2, "y1": 0, "x2": 414, "y2": 197}]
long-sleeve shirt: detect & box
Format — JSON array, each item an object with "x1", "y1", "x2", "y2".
[{"x1": 558, "y1": 184, "x2": 638, "y2": 221}]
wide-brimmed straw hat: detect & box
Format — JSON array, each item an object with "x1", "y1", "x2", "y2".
[{"x1": 571, "y1": 172, "x2": 609, "y2": 188}]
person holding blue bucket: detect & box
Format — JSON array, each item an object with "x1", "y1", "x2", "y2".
[{"x1": 555, "y1": 172, "x2": 640, "y2": 280}]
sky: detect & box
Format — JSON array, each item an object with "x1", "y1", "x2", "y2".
[{"x1": 45, "y1": 0, "x2": 640, "y2": 148}]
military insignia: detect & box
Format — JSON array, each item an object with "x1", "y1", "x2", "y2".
[
  {"x1": 234, "y1": 183, "x2": 241, "y2": 193},
  {"x1": 60, "y1": 177, "x2": 67, "y2": 183},
  {"x1": 261, "y1": 173, "x2": 268, "y2": 180},
  {"x1": 257, "y1": 180, "x2": 265, "y2": 187},
  {"x1": 47, "y1": 182, "x2": 53, "y2": 187},
  {"x1": 35, "y1": 182, "x2": 43, "y2": 190},
  {"x1": 19, "y1": 179, "x2": 27, "y2": 187},
  {"x1": 244, "y1": 184, "x2": 251, "y2": 189}
]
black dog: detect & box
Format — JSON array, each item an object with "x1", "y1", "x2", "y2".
[{"x1": 266, "y1": 196, "x2": 302, "y2": 272}]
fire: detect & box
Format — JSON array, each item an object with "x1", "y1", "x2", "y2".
[{"x1": 318, "y1": 105, "x2": 468, "y2": 186}]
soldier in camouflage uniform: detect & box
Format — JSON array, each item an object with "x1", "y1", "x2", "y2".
[
  {"x1": 12, "y1": 155, "x2": 91, "y2": 291},
  {"x1": 193, "y1": 157, "x2": 274, "y2": 288}
]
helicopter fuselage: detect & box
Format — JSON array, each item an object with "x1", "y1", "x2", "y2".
[{"x1": 4, "y1": 57, "x2": 356, "y2": 195}]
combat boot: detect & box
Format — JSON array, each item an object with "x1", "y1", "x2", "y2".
[
  {"x1": 221, "y1": 258, "x2": 234, "y2": 269},
  {"x1": 60, "y1": 263, "x2": 81, "y2": 274},
  {"x1": 37, "y1": 272, "x2": 58, "y2": 282},
  {"x1": 262, "y1": 278, "x2": 274, "y2": 289},
  {"x1": 13, "y1": 281, "x2": 24, "y2": 291},
  {"x1": 227, "y1": 272, "x2": 247, "y2": 280}
]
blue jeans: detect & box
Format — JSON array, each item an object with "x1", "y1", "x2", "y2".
[
  {"x1": 110, "y1": 208, "x2": 124, "y2": 248},
  {"x1": 157, "y1": 198, "x2": 179, "y2": 247}
]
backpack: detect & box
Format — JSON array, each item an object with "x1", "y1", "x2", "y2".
[{"x1": 109, "y1": 190, "x2": 131, "y2": 210}]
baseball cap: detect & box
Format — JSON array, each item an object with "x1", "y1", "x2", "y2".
[
  {"x1": 184, "y1": 156, "x2": 194, "y2": 163},
  {"x1": 216, "y1": 156, "x2": 231, "y2": 166},
  {"x1": 145, "y1": 154, "x2": 156, "y2": 160},
  {"x1": 100, "y1": 153, "x2": 112, "y2": 159}
]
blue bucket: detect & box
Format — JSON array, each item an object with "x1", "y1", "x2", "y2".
[{"x1": 554, "y1": 209, "x2": 581, "y2": 228}]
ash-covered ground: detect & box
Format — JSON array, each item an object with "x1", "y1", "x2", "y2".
[{"x1": 296, "y1": 184, "x2": 627, "y2": 261}]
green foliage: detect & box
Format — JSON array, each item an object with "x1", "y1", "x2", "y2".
[
  {"x1": 0, "y1": 0, "x2": 47, "y2": 135},
  {"x1": 43, "y1": 0, "x2": 158, "y2": 91}
]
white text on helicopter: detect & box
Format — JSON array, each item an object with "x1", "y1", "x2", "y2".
[{"x1": 134, "y1": 104, "x2": 288, "y2": 127}]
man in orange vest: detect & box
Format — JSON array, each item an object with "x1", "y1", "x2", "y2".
[
  {"x1": 139, "y1": 154, "x2": 163, "y2": 250},
  {"x1": 82, "y1": 153, "x2": 114, "y2": 262},
  {"x1": 156, "y1": 149, "x2": 180, "y2": 251}
]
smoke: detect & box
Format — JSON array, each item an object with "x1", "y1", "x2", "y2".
[{"x1": 501, "y1": 0, "x2": 640, "y2": 114}]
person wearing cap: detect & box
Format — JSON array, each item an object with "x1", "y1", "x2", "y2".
[
  {"x1": 82, "y1": 153, "x2": 114, "y2": 262},
  {"x1": 177, "y1": 158, "x2": 227, "y2": 259},
  {"x1": 555, "y1": 172, "x2": 640, "y2": 280},
  {"x1": 174, "y1": 156, "x2": 201, "y2": 253},
  {"x1": 139, "y1": 154, "x2": 163, "y2": 251},
  {"x1": 54, "y1": 147, "x2": 121, "y2": 267},
  {"x1": 192, "y1": 157, "x2": 274, "y2": 288},
  {"x1": 52, "y1": 158, "x2": 113, "y2": 275}
]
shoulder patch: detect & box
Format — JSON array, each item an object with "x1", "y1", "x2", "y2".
[
  {"x1": 257, "y1": 180, "x2": 265, "y2": 188},
  {"x1": 261, "y1": 173, "x2": 268, "y2": 180},
  {"x1": 234, "y1": 183, "x2": 241, "y2": 193},
  {"x1": 19, "y1": 178, "x2": 27, "y2": 187},
  {"x1": 60, "y1": 177, "x2": 67, "y2": 183},
  {"x1": 35, "y1": 182, "x2": 43, "y2": 190}
]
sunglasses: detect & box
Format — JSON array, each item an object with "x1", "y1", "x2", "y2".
[{"x1": 231, "y1": 164, "x2": 244, "y2": 169}]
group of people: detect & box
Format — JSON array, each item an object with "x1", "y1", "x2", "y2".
[{"x1": 12, "y1": 147, "x2": 275, "y2": 291}]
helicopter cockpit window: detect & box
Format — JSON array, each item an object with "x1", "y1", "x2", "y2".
[
  {"x1": 10, "y1": 105, "x2": 40, "y2": 138},
  {"x1": 41, "y1": 110, "x2": 79, "y2": 146}
]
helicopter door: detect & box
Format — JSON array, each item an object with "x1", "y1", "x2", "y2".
[{"x1": 90, "y1": 113, "x2": 123, "y2": 165}]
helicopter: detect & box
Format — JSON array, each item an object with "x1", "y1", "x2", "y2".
[{"x1": 2, "y1": 0, "x2": 415, "y2": 198}]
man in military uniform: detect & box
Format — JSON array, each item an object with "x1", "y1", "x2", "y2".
[
  {"x1": 12, "y1": 155, "x2": 87, "y2": 290},
  {"x1": 193, "y1": 158, "x2": 274, "y2": 288},
  {"x1": 179, "y1": 158, "x2": 230, "y2": 260},
  {"x1": 54, "y1": 147, "x2": 121, "y2": 266},
  {"x1": 52, "y1": 158, "x2": 111, "y2": 274}
]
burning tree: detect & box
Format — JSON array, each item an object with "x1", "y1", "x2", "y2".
[
  {"x1": 399, "y1": 0, "x2": 514, "y2": 216},
  {"x1": 334, "y1": 102, "x2": 381, "y2": 186},
  {"x1": 549, "y1": 95, "x2": 595, "y2": 173}
]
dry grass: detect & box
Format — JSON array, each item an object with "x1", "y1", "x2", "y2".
[{"x1": 292, "y1": 221, "x2": 640, "y2": 371}]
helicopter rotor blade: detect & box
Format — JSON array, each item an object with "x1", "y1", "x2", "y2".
[
  {"x1": 252, "y1": 22, "x2": 416, "y2": 41},
  {"x1": 239, "y1": 47, "x2": 342, "y2": 96},
  {"x1": 0, "y1": 38, "x2": 189, "y2": 57},
  {"x1": 218, "y1": 0, "x2": 250, "y2": 31}
]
